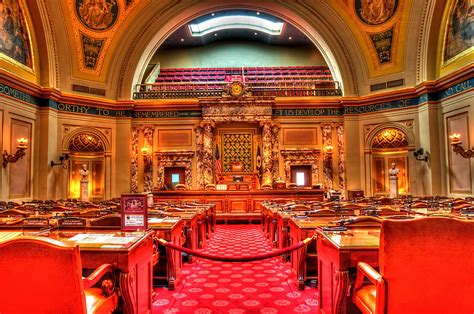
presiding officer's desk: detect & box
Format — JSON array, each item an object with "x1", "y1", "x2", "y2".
[
  {"x1": 0, "y1": 229, "x2": 154, "y2": 314},
  {"x1": 153, "y1": 189, "x2": 324, "y2": 223}
]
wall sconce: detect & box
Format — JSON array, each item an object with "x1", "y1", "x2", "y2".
[
  {"x1": 324, "y1": 145, "x2": 334, "y2": 156},
  {"x1": 413, "y1": 148, "x2": 428, "y2": 162},
  {"x1": 449, "y1": 133, "x2": 473, "y2": 158},
  {"x1": 3, "y1": 138, "x2": 28, "y2": 168},
  {"x1": 141, "y1": 146, "x2": 151, "y2": 156},
  {"x1": 50, "y1": 153, "x2": 70, "y2": 169}
]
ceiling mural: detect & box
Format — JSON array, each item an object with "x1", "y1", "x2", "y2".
[
  {"x1": 443, "y1": 0, "x2": 473, "y2": 64},
  {"x1": 68, "y1": 0, "x2": 138, "y2": 74},
  {"x1": 0, "y1": 0, "x2": 33, "y2": 69},
  {"x1": 355, "y1": 0, "x2": 398, "y2": 25},
  {"x1": 331, "y1": 0, "x2": 406, "y2": 70},
  {"x1": 75, "y1": 0, "x2": 119, "y2": 30},
  {"x1": 369, "y1": 27, "x2": 394, "y2": 64}
]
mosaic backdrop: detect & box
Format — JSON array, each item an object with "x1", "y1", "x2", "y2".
[
  {"x1": 222, "y1": 132, "x2": 253, "y2": 172},
  {"x1": 0, "y1": 0, "x2": 33, "y2": 68}
]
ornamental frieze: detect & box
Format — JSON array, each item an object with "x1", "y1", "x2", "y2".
[{"x1": 200, "y1": 97, "x2": 274, "y2": 122}]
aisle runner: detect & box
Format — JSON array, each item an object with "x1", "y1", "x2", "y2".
[{"x1": 153, "y1": 225, "x2": 318, "y2": 313}]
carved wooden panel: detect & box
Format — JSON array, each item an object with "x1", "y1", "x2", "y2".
[
  {"x1": 447, "y1": 113, "x2": 472, "y2": 194},
  {"x1": 158, "y1": 129, "x2": 192, "y2": 147},
  {"x1": 282, "y1": 128, "x2": 317, "y2": 146}
]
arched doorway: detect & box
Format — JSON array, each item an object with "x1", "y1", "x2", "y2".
[
  {"x1": 368, "y1": 127, "x2": 411, "y2": 196},
  {"x1": 67, "y1": 132, "x2": 107, "y2": 201}
]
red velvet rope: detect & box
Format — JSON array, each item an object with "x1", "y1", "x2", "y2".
[{"x1": 159, "y1": 237, "x2": 313, "y2": 262}]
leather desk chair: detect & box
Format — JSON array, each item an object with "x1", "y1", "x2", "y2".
[
  {"x1": 0, "y1": 237, "x2": 118, "y2": 314},
  {"x1": 353, "y1": 217, "x2": 474, "y2": 314}
]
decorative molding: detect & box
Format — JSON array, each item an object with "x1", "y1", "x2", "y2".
[
  {"x1": 369, "y1": 28, "x2": 394, "y2": 64},
  {"x1": 280, "y1": 148, "x2": 321, "y2": 187},
  {"x1": 201, "y1": 97, "x2": 274, "y2": 122},
  {"x1": 336, "y1": 124, "x2": 346, "y2": 192},
  {"x1": 130, "y1": 127, "x2": 139, "y2": 193},
  {"x1": 155, "y1": 150, "x2": 194, "y2": 189},
  {"x1": 143, "y1": 126, "x2": 154, "y2": 192},
  {"x1": 321, "y1": 124, "x2": 333, "y2": 189}
]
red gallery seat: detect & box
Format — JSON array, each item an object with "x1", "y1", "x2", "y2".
[
  {"x1": 352, "y1": 217, "x2": 474, "y2": 314},
  {"x1": 0, "y1": 237, "x2": 118, "y2": 314}
]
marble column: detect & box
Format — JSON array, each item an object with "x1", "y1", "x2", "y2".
[
  {"x1": 271, "y1": 123, "x2": 281, "y2": 181},
  {"x1": 336, "y1": 124, "x2": 346, "y2": 193},
  {"x1": 202, "y1": 122, "x2": 215, "y2": 187},
  {"x1": 194, "y1": 125, "x2": 204, "y2": 189},
  {"x1": 130, "y1": 127, "x2": 139, "y2": 193},
  {"x1": 322, "y1": 124, "x2": 333, "y2": 190},
  {"x1": 143, "y1": 126, "x2": 154, "y2": 192},
  {"x1": 261, "y1": 121, "x2": 273, "y2": 186}
]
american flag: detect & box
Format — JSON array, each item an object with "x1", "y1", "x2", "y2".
[{"x1": 215, "y1": 144, "x2": 222, "y2": 173}]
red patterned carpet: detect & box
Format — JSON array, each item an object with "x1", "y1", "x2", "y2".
[{"x1": 153, "y1": 224, "x2": 318, "y2": 313}]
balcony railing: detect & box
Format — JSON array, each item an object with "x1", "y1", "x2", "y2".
[{"x1": 133, "y1": 80, "x2": 342, "y2": 99}]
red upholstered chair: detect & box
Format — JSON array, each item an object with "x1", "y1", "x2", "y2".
[
  {"x1": 0, "y1": 237, "x2": 118, "y2": 314},
  {"x1": 353, "y1": 217, "x2": 474, "y2": 314}
]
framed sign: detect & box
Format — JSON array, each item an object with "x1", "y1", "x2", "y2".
[{"x1": 121, "y1": 193, "x2": 148, "y2": 231}]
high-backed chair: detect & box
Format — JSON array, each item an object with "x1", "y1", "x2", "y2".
[
  {"x1": 0, "y1": 237, "x2": 118, "y2": 314},
  {"x1": 353, "y1": 217, "x2": 474, "y2": 314}
]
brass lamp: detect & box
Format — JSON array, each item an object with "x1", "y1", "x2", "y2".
[
  {"x1": 3, "y1": 138, "x2": 28, "y2": 168},
  {"x1": 449, "y1": 133, "x2": 473, "y2": 158},
  {"x1": 141, "y1": 146, "x2": 150, "y2": 156},
  {"x1": 324, "y1": 145, "x2": 334, "y2": 156}
]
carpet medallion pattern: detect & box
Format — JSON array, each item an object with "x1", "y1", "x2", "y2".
[{"x1": 153, "y1": 225, "x2": 318, "y2": 313}]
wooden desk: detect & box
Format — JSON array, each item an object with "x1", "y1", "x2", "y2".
[
  {"x1": 148, "y1": 218, "x2": 184, "y2": 290},
  {"x1": 0, "y1": 230, "x2": 154, "y2": 314},
  {"x1": 288, "y1": 216, "x2": 336, "y2": 290},
  {"x1": 162, "y1": 212, "x2": 199, "y2": 263},
  {"x1": 317, "y1": 228, "x2": 380, "y2": 314},
  {"x1": 153, "y1": 190, "x2": 324, "y2": 220}
]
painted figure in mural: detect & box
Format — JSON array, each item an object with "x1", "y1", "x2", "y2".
[
  {"x1": 78, "y1": 0, "x2": 117, "y2": 30},
  {"x1": 358, "y1": 0, "x2": 397, "y2": 25},
  {"x1": 0, "y1": 0, "x2": 32, "y2": 67},
  {"x1": 79, "y1": 163, "x2": 90, "y2": 182},
  {"x1": 444, "y1": 0, "x2": 474, "y2": 61}
]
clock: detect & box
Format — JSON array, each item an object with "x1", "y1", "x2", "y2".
[{"x1": 230, "y1": 82, "x2": 244, "y2": 96}]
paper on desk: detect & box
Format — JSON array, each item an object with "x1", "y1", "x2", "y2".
[{"x1": 68, "y1": 233, "x2": 139, "y2": 245}]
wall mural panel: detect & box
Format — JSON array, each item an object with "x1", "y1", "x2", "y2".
[
  {"x1": 0, "y1": 0, "x2": 33, "y2": 68},
  {"x1": 443, "y1": 0, "x2": 474, "y2": 63}
]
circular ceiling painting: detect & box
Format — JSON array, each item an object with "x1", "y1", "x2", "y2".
[
  {"x1": 75, "y1": 0, "x2": 119, "y2": 31},
  {"x1": 355, "y1": 0, "x2": 398, "y2": 25}
]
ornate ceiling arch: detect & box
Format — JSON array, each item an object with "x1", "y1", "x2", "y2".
[{"x1": 114, "y1": 0, "x2": 363, "y2": 99}]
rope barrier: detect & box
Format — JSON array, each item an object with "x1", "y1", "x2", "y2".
[{"x1": 157, "y1": 235, "x2": 315, "y2": 263}]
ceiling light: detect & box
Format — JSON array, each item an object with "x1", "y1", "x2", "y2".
[
  {"x1": 211, "y1": 13, "x2": 215, "y2": 16},
  {"x1": 256, "y1": 12, "x2": 260, "y2": 15},
  {"x1": 214, "y1": 33, "x2": 218, "y2": 36},
  {"x1": 189, "y1": 15, "x2": 284, "y2": 37},
  {"x1": 180, "y1": 38, "x2": 184, "y2": 42},
  {"x1": 254, "y1": 32, "x2": 258, "y2": 35},
  {"x1": 288, "y1": 36, "x2": 292, "y2": 40}
]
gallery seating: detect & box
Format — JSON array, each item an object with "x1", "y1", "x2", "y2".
[
  {"x1": 352, "y1": 217, "x2": 474, "y2": 314},
  {"x1": 0, "y1": 237, "x2": 118, "y2": 314}
]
